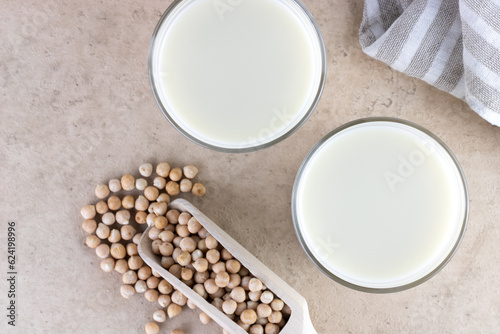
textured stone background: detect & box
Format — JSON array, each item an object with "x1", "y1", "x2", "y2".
[{"x1": 1, "y1": 0, "x2": 499, "y2": 333}]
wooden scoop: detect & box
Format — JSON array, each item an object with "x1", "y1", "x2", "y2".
[{"x1": 138, "y1": 198, "x2": 317, "y2": 334}]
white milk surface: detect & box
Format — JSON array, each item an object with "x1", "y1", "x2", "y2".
[
  {"x1": 295, "y1": 121, "x2": 466, "y2": 289},
  {"x1": 152, "y1": 0, "x2": 322, "y2": 149}
]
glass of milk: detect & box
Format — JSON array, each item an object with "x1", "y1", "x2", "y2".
[
  {"x1": 148, "y1": 0, "x2": 326, "y2": 152},
  {"x1": 292, "y1": 118, "x2": 469, "y2": 293}
]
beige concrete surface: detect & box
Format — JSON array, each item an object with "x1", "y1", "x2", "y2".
[{"x1": 1, "y1": 0, "x2": 499, "y2": 333}]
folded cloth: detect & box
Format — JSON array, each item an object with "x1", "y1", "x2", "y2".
[{"x1": 359, "y1": 0, "x2": 500, "y2": 126}]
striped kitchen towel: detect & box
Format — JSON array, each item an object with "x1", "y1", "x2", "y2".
[{"x1": 359, "y1": 0, "x2": 500, "y2": 126}]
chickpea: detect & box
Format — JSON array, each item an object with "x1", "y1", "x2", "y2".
[
  {"x1": 171, "y1": 290, "x2": 187, "y2": 306},
  {"x1": 135, "y1": 195, "x2": 149, "y2": 211},
  {"x1": 116, "y1": 210, "x2": 130, "y2": 225},
  {"x1": 188, "y1": 217, "x2": 202, "y2": 234},
  {"x1": 153, "y1": 202, "x2": 168, "y2": 216},
  {"x1": 110, "y1": 243, "x2": 126, "y2": 259},
  {"x1": 260, "y1": 291, "x2": 274, "y2": 304},
  {"x1": 144, "y1": 289, "x2": 159, "y2": 302},
  {"x1": 95, "y1": 201, "x2": 108, "y2": 214},
  {"x1": 183, "y1": 165, "x2": 198, "y2": 179},
  {"x1": 221, "y1": 248, "x2": 233, "y2": 261},
  {"x1": 180, "y1": 179, "x2": 192, "y2": 193},
  {"x1": 198, "y1": 239, "x2": 208, "y2": 252},
  {"x1": 177, "y1": 251, "x2": 191, "y2": 266},
  {"x1": 270, "y1": 299, "x2": 284, "y2": 312},
  {"x1": 136, "y1": 211, "x2": 148, "y2": 225},
  {"x1": 227, "y1": 274, "x2": 241, "y2": 289},
  {"x1": 265, "y1": 323, "x2": 279, "y2": 334},
  {"x1": 108, "y1": 179, "x2": 122, "y2": 193},
  {"x1": 235, "y1": 302, "x2": 247, "y2": 316},
  {"x1": 226, "y1": 260, "x2": 241, "y2": 274},
  {"x1": 248, "y1": 291, "x2": 262, "y2": 302},
  {"x1": 180, "y1": 237, "x2": 197, "y2": 253},
  {"x1": 149, "y1": 227, "x2": 161, "y2": 240},
  {"x1": 257, "y1": 303, "x2": 272, "y2": 318},
  {"x1": 181, "y1": 268, "x2": 194, "y2": 281},
  {"x1": 191, "y1": 249, "x2": 204, "y2": 261},
  {"x1": 241, "y1": 309, "x2": 258, "y2": 325},
  {"x1": 166, "y1": 210, "x2": 180, "y2": 224},
  {"x1": 122, "y1": 270, "x2": 138, "y2": 285},
  {"x1": 198, "y1": 227, "x2": 210, "y2": 239},
  {"x1": 122, "y1": 195, "x2": 135, "y2": 209},
  {"x1": 169, "y1": 167, "x2": 183, "y2": 182},
  {"x1": 152, "y1": 240, "x2": 162, "y2": 255},
  {"x1": 205, "y1": 235, "x2": 218, "y2": 250},
  {"x1": 158, "y1": 279, "x2": 173, "y2": 295},
  {"x1": 133, "y1": 232, "x2": 143, "y2": 244},
  {"x1": 158, "y1": 294, "x2": 171, "y2": 307},
  {"x1": 95, "y1": 184, "x2": 110, "y2": 199},
  {"x1": 206, "y1": 249, "x2": 220, "y2": 264},
  {"x1": 100, "y1": 257, "x2": 115, "y2": 272},
  {"x1": 192, "y1": 183, "x2": 206, "y2": 197},
  {"x1": 101, "y1": 212, "x2": 114, "y2": 226},
  {"x1": 176, "y1": 225, "x2": 190, "y2": 238},
  {"x1": 171, "y1": 330, "x2": 185, "y2": 334},
  {"x1": 193, "y1": 258, "x2": 209, "y2": 273},
  {"x1": 120, "y1": 285, "x2": 135, "y2": 299},
  {"x1": 85, "y1": 235, "x2": 101, "y2": 248},
  {"x1": 166, "y1": 181, "x2": 180, "y2": 196},
  {"x1": 194, "y1": 271, "x2": 210, "y2": 285},
  {"x1": 135, "y1": 280, "x2": 147, "y2": 293},
  {"x1": 95, "y1": 244, "x2": 110, "y2": 259},
  {"x1": 159, "y1": 243, "x2": 174, "y2": 257},
  {"x1": 223, "y1": 299, "x2": 237, "y2": 315},
  {"x1": 159, "y1": 230, "x2": 175, "y2": 243},
  {"x1": 138, "y1": 266, "x2": 152, "y2": 280},
  {"x1": 108, "y1": 229, "x2": 121, "y2": 243},
  {"x1": 172, "y1": 247, "x2": 182, "y2": 261},
  {"x1": 249, "y1": 278, "x2": 263, "y2": 292},
  {"x1": 156, "y1": 162, "x2": 171, "y2": 177},
  {"x1": 241, "y1": 276, "x2": 251, "y2": 290},
  {"x1": 153, "y1": 176, "x2": 166, "y2": 189},
  {"x1": 207, "y1": 298, "x2": 222, "y2": 312},
  {"x1": 250, "y1": 324, "x2": 264, "y2": 334},
  {"x1": 231, "y1": 287, "x2": 246, "y2": 303},
  {"x1": 144, "y1": 186, "x2": 160, "y2": 201},
  {"x1": 154, "y1": 216, "x2": 168, "y2": 229},
  {"x1": 107, "y1": 196, "x2": 121, "y2": 210},
  {"x1": 239, "y1": 267, "x2": 250, "y2": 277},
  {"x1": 81, "y1": 205, "x2": 96, "y2": 219},
  {"x1": 161, "y1": 256, "x2": 175, "y2": 270},
  {"x1": 177, "y1": 212, "x2": 191, "y2": 225},
  {"x1": 268, "y1": 311, "x2": 282, "y2": 324},
  {"x1": 82, "y1": 219, "x2": 97, "y2": 234},
  {"x1": 136, "y1": 178, "x2": 148, "y2": 191},
  {"x1": 114, "y1": 259, "x2": 128, "y2": 274},
  {"x1": 121, "y1": 225, "x2": 136, "y2": 241},
  {"x1": 193, "y1": 284, "x2": 208, "y2": 299},
  {"x1": 199, "y1": 312, "x2": 212, "y2": 324},
  {"x1": 247, "y1": 301, "x2": 259, "y2": 310},
  {"x1": 204, "y1": 279, "x2": 220, "y2": 295},
  {"x1": 256, "y1": 317, "x2": 268, "y2": 326},
  {"x1": 167, "y1": 303, "x2": 183, "y2": 319},
  {"x1": 139, "y1": 163, "x2": 153, "y2": 177},
  {"x1": 145, "y1": 322, "x2": 159, "y2": 334},
  {"x1": 156, "y1": 193, "x2": 170, "y2": 204},
  {"x1": 169, "y1": 264, "x2": 182, "y2": 279},
  {"x1": 215, "y1": 272, "x2": 230, "y2": 288},
  {"x1": 128, "y1": 255, "x2": 143, "y2": 270},
  {"x1": 212, "y1": 262, "x2": 226, "y2": 274}
]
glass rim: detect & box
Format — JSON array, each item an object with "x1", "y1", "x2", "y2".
[
  {"x1": 147, "y1": 0, "x2": 327, "y2": 153},
  {"x1": 291, "y1": 117, "x2": 470, "y2": 293}
]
